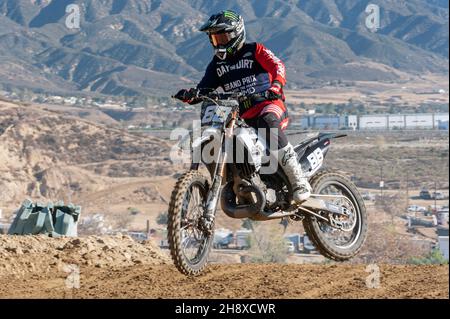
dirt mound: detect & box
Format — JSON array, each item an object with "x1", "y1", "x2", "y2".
[{"x1": 0, "y1": 235, "x2": 168, "y2": 279}]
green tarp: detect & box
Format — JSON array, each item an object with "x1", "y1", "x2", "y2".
[{"x1": 8, "y1": 199, "x2": 81, "y2": 237}]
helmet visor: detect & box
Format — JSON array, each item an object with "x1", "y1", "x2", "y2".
[{"x1": 210, "y1": 32, "x2": 234, "y2": 47}]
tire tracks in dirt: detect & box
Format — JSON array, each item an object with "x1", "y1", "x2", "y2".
[{"x1": 1, "y1": 264, "x2": 447, "y2": 299}]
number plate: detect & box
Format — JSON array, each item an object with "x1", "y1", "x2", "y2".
[
  {"x1": 307, "y1": 147, "x2": 324, "y2": 171},
  {"x1": 200, "y1": 105, "x2": 232, "y2": 126}
]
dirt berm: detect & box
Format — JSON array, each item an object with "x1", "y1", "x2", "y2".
[{"x1": 0, "y1": 235, "x2": 447, "y2": 299}]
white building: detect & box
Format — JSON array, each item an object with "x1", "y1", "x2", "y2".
[
  {"x1": 359, "y1": 115, "x2": 388, "y2": 130},
  {"x1": 64, "y1": 97, "x2": 77, "y2": 105},
  {"x1": 405, "y1": 114, "x2": 434, "y2": 129},
  {"x1": 437, "y1": 228, "x2": 449, "y2": 261},
  {"x1": 346, "y1": 115, "x2": 358, "y2": 130},
  {"x1": 388, "y1": 115, "x2": 405, "y2": 129}
]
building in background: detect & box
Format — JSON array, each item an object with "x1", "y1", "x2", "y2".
[
  {"x1": 438, "y1": 120, "x2": 449, "y2": 130},
  {"x1": 388, "y1": 115, "x2": 405, "y2": 129},
  {"x1": 405, "y1": 114, "x2": 434, "y2": 129},
  {"x1": 437, "y1": 227, "x2": 449, "y2": 261},
  {"x1": 434, "y1": 113, "x2": 449, "y2": 128},
  {"x1": 359, "y1": 114, "x2": 388, "y2": 130},
  {"x1": 294, "y1": 113, "x2": 449, "y2": 131},
  {"x1": 346, "y1": 115, "x2": 358, "y2": 130}
]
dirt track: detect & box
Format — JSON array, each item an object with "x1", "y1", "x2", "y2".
[
  {"x1": 0, "y1": 235, "x2": 448, "y2": 299},
  {"x1": 1, "y1": 263, "x2": 448, "y2": 299}
]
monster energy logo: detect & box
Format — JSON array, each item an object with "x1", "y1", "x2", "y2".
[
  {"x1": 242, "y1": 99, "x2": 252, "y2": 109},
  {"x1": 224, "y1": 10, "x2": 239, "y2": 20}
]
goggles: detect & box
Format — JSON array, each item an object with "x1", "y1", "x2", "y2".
[{"x1": 209, "y1": 32, "x2": 235, "y2": 47}]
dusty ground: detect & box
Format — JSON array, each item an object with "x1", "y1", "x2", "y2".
[
  {"x1": 285, "y1": 74, "x2": 449, "y2": 107},
  {"x1": 0, "y1": 235, "x2": 447, "y2": 299}
]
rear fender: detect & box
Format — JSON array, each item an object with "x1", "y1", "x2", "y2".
[
  {"x1": 295, "y1": 132, "x2": 346, "y2": 178},
  {"x1": 298, "y1": 139, "x2": 331, "y2": 178}
]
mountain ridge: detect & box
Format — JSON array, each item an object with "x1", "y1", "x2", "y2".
[{"x1": 0, "y1": 0, "x2": 448, "y2": 98}]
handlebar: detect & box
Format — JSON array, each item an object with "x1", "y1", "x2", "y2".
[{"x1": 171, "y1": 90, "x2": 266, "y2": 102}]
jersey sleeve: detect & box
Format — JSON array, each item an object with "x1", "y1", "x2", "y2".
[
  {"x1": 197, "y1": 60, "x2": 220, "y2": 92},
  {"x1": 254, "y1": 43, "x2": 286, "y2": 86}
]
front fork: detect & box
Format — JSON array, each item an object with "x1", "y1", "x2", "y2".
[{"x1": 200, "y1": 113, "x2": 237, "y2": 235}]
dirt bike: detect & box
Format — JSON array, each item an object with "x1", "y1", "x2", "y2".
[{"x1": 168, "y1": 91, "x2": 367, "y2": 276}]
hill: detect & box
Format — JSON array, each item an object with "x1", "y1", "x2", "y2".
[
  {"x1": 0, "y1": 0, "x2": 448, "y2": 98},
  {"x1": 0, "y1": 100, "x2": 174, "y2": 213}
]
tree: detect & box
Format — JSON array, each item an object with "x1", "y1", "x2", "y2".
[
  {"x1": 241, "y1": 219, "x2": 254, "y2": 230},
  {"x1": 115, "y1": 213, "x2": 133, "y2": 230},
  {"x1": 375, "y1": 193, "x2": 405, "y2": 224},
  {"x1": 279, "y1": 218, "x2": 289, "y2": 233},
  {"x1": 248, "y1": 224, "x2": 288, "y2": 263},
  {"x1": 409, "y1": 249, "x2": 448, "y2": 265},
  {"x1": 157, "y1": 211, "x2": 168, "y2": 225}
]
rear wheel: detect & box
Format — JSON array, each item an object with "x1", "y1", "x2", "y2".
[
  {"x1": 168, "y1": 171, "x2": 213, "y2": 276},
  {"x1": 302, "y1": 170, "x2": 368, "y2": 261}
]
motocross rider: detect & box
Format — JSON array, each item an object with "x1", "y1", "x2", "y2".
[{"x1": 174, "y1": 10, "x2": 311, "y2": 203}]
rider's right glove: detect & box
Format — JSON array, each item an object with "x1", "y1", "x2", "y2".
[{"x1": 174, "y1": 88, "x2": 199, "y2": 103}]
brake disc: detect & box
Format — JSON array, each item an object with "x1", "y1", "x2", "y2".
[{"x1": 328, "y1": 198, "x2": 357, "y2": 232}]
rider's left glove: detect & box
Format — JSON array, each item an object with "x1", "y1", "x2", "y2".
[{"x1": 265, "y1": 81, "x2": 284, "y2": 101}]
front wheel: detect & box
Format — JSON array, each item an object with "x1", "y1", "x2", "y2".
[
  {"x1": 303, "y1": 170, "x2": 368, "y2": 261},
  {"x1": 168, "y1": 171, "x2": 213, "y2": 276}
]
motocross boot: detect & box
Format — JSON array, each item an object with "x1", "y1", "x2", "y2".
[{"x1": 273, "y1": 143, "x2": 312, "y2": 204}]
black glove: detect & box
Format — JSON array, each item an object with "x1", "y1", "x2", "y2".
[
  {"x1": 265, "y1": 81, "x2": 284, "y2": 101},
  {"x1": 174, "y1": 88, "x2": 199, "y2": 103}
]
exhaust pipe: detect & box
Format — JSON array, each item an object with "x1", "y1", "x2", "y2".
[{"x1": 220, "y1": 182, "x2": 266, "y2": 219}]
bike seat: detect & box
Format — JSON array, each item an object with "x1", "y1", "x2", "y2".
[{"x1": 287, "y1": 132, "x2": 320, "y2": 146}]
